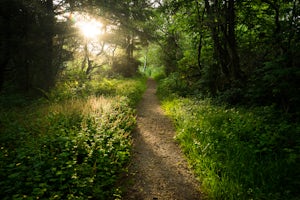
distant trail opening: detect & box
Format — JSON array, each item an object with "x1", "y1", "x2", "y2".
[{"x1": 123, "y1": 79, "x2": 203, "y2": 200}]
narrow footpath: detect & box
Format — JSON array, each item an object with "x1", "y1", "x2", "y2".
[{"x1": 122, "y1": 79, "x2": 203, "y2": 200}]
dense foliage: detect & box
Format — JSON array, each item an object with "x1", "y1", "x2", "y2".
[
  {"x1": 0, "y1": 78, "x2": 146, "y2": 200},
  {"x1": 153, "y1": 0, "x2": 299, "y2": 116},
  {"x1": 0, "y1": 0, "x2": 60, "y2": 93},
  {"x1": 0, "y1": 0, "x2": 152, "y2": 95},
  {"x1": 153, "y1": 3, "x2": 300, "y2": 197},
  {"x1": 158, "y1": 83, "x2": 300, "y2": 200},
  {"x1": 1, "y1": 0, "x2": 299, "y2": 199},
  {"x1": 0, "y1": 1, "x2": 149, "y2": 198}
]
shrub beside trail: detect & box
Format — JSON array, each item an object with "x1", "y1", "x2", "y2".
[
  {"x1": 157, "y1": 77, "x2": 299, "y2": 200},
  {"x1": 0, "y1": 78, "x2": 146, "y2": 200}
]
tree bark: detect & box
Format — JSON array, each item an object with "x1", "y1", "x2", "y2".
[
  {"x1": 195, "y1": 0, "x2": 204, "y2": 73},
  {"x1": 0, "y1": 18, "x2": 10, "y2": 92},
  {"x1": 42, "y1": 0, "x2": 55, "y2": 91},
  {"x1": 205, "y1": 0, "x2": 242, "y2": 82},
  {"x1": 204, "y1": 0, "x2": 230, "y2": 77},
  {"x1": 226, "y1": 0, "x2": 242, "y2": 81},
  {"x1": 0, "y1": 1, "x2": 12, "y2": 91}
]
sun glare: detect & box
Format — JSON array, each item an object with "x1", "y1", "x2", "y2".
[{"x1": 76, "y1": 19, "x2": 103, "y2": 39}]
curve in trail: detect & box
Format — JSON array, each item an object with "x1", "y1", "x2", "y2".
[{"x1": 123, "y1": 79, "x2": 203, "y2": 200}]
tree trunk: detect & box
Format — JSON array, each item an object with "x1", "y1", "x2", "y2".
[
  {"x1": 40, "y1": 0, "x2": 55, "y2": 92},
  {"x1": 126, "y1": 34, "x2": 134, "y2": 59},
  {"x1": 205, "y1": 0, "x2": 242, "y2": 82},
  {"x1": 226, "y1": 0, "x2": 242, "y2": 81},
  {"x1": 0, "y1": 1, "x2": 12, "y2": 92},
  {"x1": 205, "y1": 0, "x2": 230, "y2": 77},
  {"x1": 0, "y1": 19, "x2": 10, "y2": 92},
  {"x1": 143, "y1": 47, "x2": 148, "y2": 72},
  {"x1": 195, "y1": 0, "x2": 204, "y2": 74}
]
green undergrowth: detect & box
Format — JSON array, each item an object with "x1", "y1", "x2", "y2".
[
  {"x1": 161, "y1": 97, "x2": 299, "y2": 200},
  {"x1": 95, "y1": 78, "x2": 147, "y2": 107},
  {"x1": 0, "y1": 78, "x2": 146, "y2": 199},
  {"x1": 48, "y1": 77, "x2": 147, "y2": 106}
]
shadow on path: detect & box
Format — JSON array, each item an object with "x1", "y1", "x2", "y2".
[{"x1": 122, "y1": 79, "x2": 203, "y2": 200}]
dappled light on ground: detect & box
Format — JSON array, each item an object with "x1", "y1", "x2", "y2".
[{"x1": 123, "y1": 79, "x2": 203, "y2": 200}]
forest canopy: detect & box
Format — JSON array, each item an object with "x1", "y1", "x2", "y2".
[
  {"x1": 0, "y1": 0, "x2": 299, "y2": 199},
  {"x1": 0, "y1": 0, "x2": 153, "y2": 95},
  {"x1": 1, "y1": 0, "x2": 299, "y2": 114}
]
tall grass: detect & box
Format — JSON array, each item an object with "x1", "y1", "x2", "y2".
[
  {"x1": 0, "y1": 77, "x2": 146, "y2": 200},
  {"x1": 161, "y1": 97, "x2": 299, "y2": 200},
  {"x1": 48, "y1": 77, "x2": 146, "y2": 105}
]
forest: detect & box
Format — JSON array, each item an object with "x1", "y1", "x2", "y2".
[{"x1": 0, "y1": 0, "x2": 299, "y2": 199}]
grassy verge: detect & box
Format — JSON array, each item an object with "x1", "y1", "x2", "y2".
[
  {"x1": 0, "y1": 77, "x2": 146, "y2": 200},
  {"x1": 47, "y1": 77, "x2": 147, "y2": 105},
  {"x1": 158, "y1": 93, "x2": 299, "y2": 199}
]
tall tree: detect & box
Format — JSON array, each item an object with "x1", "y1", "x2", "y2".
[
  {"x1": 152, "y1": 0, "x2": 299, "y2": 110},
  {"x1": 0, "y1": 0, "x2": 66, "y2": 94},
  {"x1": 40, "y1": 0, "x2": 55, "y2": 91},
  {"x1": 204, "y1": 0, "x2": 243, "y2": 85}
]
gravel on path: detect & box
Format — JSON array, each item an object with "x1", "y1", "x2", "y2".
[{"x1": 122, "y1": 79, "x2": 203, "y2": 200}]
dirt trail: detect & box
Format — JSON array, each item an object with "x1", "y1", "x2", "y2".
[{"x1": 122, "y1": 79, "x2": 203, "y2": 200}]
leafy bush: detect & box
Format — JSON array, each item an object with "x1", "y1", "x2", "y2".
[
  {"x1": 138, "y1": 65, "x2": 166, "y2": 81},
  {"x1": 111, "y1": 57, "x2": 141, "y2": 77},
  {"x1": 48, "y1": 77, "x2": 146, "y2": 105},
  {"x1": 246, "y1": 56, "x2": 300, "y2": 114},
  {"x1": 114, "y1": 78, "x2": 147, "y2": 106},
  {"x1": 0, "y1": 75, "x2": 147, "y2": 199},
  {"x1": 0, "y1": 94, "x2": 138, "y2": 199},
  {"x1": 162, "y1": 98, "x2": 300, "y2": 200},
  {"x1": 95, "y1": 77, "x2": 147, "y2": 106},
  {"x1": 157, "y1": 73, "x2": 191, "y2": 98}
]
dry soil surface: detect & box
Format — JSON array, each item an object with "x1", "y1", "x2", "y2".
[{"x1": 122, "y1": 79, "x2": 203, "y2": 200}]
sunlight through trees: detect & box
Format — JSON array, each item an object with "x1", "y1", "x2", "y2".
[
  {"x1": 76, "y1": 17, "x2": 103, "y2": 39},
  {"x1": 0, "y1": 0, "x2": 299, "y2": 199}
]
